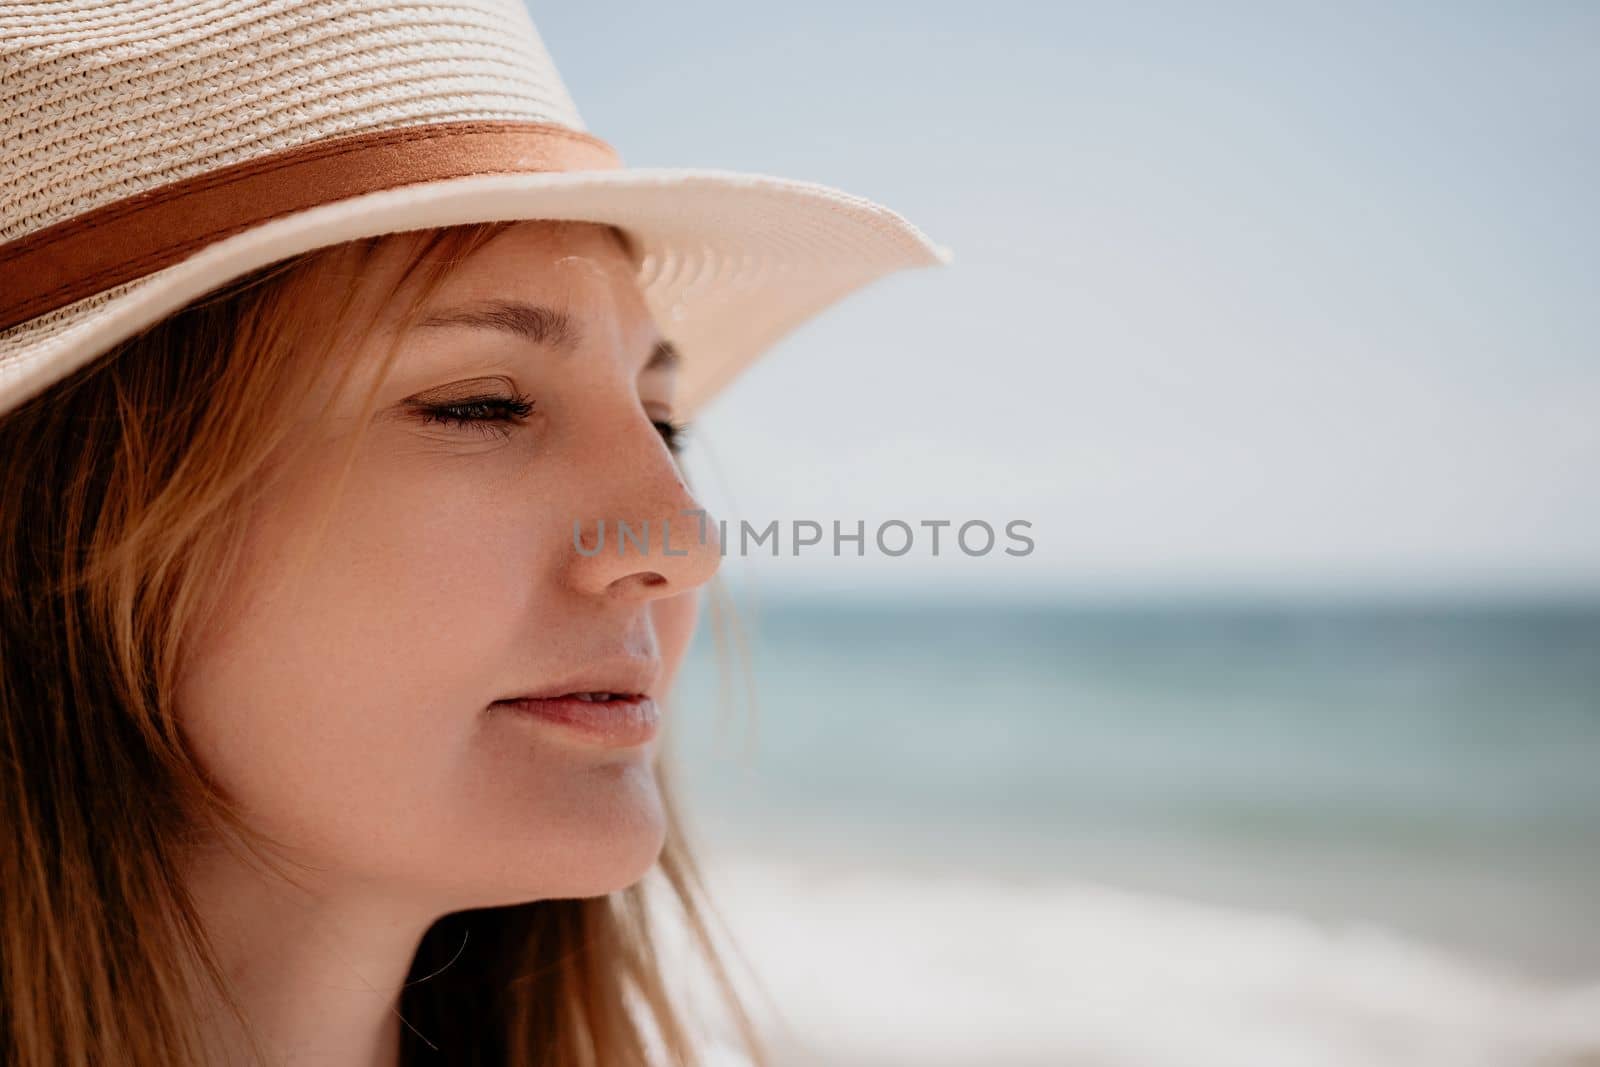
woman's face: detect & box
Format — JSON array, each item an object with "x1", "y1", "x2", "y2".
[{"x1": 175, "y1": 221, "x2": 721, "y2": 907}]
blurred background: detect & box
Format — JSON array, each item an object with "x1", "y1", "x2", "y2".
[{"x1": 536, "y1": 3, "x2": 1599, "y2": 1065}]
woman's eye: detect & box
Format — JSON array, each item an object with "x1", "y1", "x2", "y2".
[
  {"x1": 411, "y1": 395, "x2": 683, "y2": 451},
  {"x1": 414, "y1": 395, "x2": 535, "y2": 439},
  {"x1": 654, "y1": 419, "x2": 690, "y2": 455}
]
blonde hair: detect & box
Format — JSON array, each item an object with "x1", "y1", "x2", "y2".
[{"x1": 0, "y1": 221, "x2": 769, "y2": 1067}]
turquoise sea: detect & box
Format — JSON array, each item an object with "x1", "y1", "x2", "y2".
[{"x1": 664, "y1": 592, "x2": 1600, "y2": 1066}]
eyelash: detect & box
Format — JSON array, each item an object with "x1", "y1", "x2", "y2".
[
  {"x1": 416, "y1": 394, "x2": 690, "y2": 454},
  {"x1": 655, "y1": 419, "x2": 688, "y2": 454},
  {"x1": 416, "y1": 394, "x2": 535, "y2": 439}
]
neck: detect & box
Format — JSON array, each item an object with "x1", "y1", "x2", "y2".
[{"x1": 184, "y1": 842, "x2": 441, "y2": 1067}]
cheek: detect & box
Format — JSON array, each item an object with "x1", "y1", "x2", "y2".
[
  {"x1": 172, "y1": 450, "x2": 562, "y2": 887},
  {"x1": 194, "y1": 450, "x2": 539, "y2": 710}
]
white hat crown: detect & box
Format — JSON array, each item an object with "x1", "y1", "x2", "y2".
[{"x1": 3, "y1": 0, "x2": 590, "y2": 243}]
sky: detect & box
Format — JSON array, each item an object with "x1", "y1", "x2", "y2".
[{"x1": 530, "y1": 1, "x2": 1599, "y2": 599}]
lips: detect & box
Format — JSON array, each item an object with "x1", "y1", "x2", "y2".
[
  {"x1": 493, "y1": 659, "x2": 663, "y2": 747},
  {"x1": 500, "y1": 658, "x2": 662, "y2": 705},
  {"x1": 494, "y1": 692, "x2": 660, "y2": 747}
]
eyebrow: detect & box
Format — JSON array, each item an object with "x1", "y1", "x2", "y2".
[{"x1": 413, "y1": 299, "x2": 680, "y2": 372}]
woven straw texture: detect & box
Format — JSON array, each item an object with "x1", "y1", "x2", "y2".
[
  {"x1": 2, "y1": 0, "x2": 585, "y2": 241},
  {"x1": 0, "y1": 0, "x2": 949, "y2": 417}
]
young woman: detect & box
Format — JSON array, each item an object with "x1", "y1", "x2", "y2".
[{"x1": 0, "y1": 2, "x2": 946, "y2": 1065}]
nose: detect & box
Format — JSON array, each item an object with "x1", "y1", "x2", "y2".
[{"x1": 564, "y1": 412, "x2": 722, "y2": 601}]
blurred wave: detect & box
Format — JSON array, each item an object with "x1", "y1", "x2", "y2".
[{"x1": 663, "y1": 593, "x2": 1600, "y2": 1064}]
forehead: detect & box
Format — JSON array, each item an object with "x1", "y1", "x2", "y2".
[
  {"x1": 291, "y1": 221, "x2": 659, "y2": 415},
  {"x1": 347, "y1": 220, "x2": 641, "y2": 334}
]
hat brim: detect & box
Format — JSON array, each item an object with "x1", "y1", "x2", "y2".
[{"x1": 0, "y1": 168, "x2": 950, "y2": 421}]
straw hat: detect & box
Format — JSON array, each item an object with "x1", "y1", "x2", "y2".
[{"x1": 0, "y1": 0, "x2": 950, "y2": 421}]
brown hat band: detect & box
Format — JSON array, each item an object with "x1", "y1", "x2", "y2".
[{"x1": 0, "y1": 120, "x2": 623, "y2": 334}]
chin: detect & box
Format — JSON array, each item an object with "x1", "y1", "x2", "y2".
[
  {"x1": 562, "y1": 825, "x2": 668, "y2": 899},
  {"x1": 471, "y1": 769, "x2": 670, "y2": 904},
  {"x1": 571, "y1": 756, "x2": 669, "y2": 892}
]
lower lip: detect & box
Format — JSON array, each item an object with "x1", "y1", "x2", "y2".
[{"x1": 494, "y1": 694, "x2": 659, "y2": 748}]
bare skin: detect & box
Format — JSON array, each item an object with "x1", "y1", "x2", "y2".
[{"x1": 174, "y1": 221, "x2": 720, "y2": 1065}]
